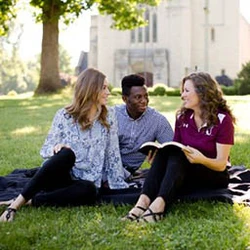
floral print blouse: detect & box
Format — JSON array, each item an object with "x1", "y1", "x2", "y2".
[{"x1": 40, "y1": 107, "x2": 128, "y2": 189}]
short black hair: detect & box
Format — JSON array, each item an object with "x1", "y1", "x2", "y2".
[{"x1": 121, "y1": 74, "x2": 145, "y2": 96}]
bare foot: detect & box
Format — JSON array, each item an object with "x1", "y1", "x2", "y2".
[
  {"x1": 0, "y1": 199, "x2": 32, "y2": 207},
  {"x1": 26, "y1": 199, "x2": 32, "y2": 206},
  {"x1": 0, "y1": 199, "x2": 15, "y2": 206}
]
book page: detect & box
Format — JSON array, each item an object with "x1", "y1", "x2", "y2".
[{"x1": 139, "y1": 141, "x2": 191, "y2": 155}]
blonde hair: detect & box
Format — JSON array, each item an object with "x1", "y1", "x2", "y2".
[{"x1": 65, "y1": 68, "x2": 110, "y2": 130}]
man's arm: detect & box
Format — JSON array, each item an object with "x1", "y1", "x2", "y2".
[{"x1": 156, "y1": 114, "x2": 174, "y2": 143}]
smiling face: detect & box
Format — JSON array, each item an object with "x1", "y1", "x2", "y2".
[
  {"x1": 123, "y1": 85, "x2": 149, "y2": 119},
  {"x1": 98, "y1": 79, "x2": 110, "y2": 106},
  {"x1": 181, "y1": 79, "x2": 200, "y2": 111}
]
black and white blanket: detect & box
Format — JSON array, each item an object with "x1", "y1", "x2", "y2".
[{"x1": 0, "y1": 166, "x2": 250, "y2": 206}]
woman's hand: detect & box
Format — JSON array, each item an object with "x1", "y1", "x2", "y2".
[
  {"x1": 182, "y1": 143, "x2": 232, "y2": 171},
  {"x1": 182, "y1": 146, "x2": 204, "y2": 164},
  {"x1": 53, "y1": 144, "x2": 70, "y2": 154}
]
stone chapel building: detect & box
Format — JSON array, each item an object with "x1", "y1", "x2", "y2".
[{"x1": 87, "y1": 0, "x2": 250, "y2": 87}]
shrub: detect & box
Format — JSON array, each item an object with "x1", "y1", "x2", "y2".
[
  {"x1": 238, "y1": 81, "x2": 250, "y2": 95},
  {"x1": 7, "y1": 90, "x2": 18, "y2": 96},
  {"x1": 111, "y1": 87, "x2": 122, "y2": 96},
  {"x1": 220, "y1": 85, "x2": 238, "y2": 95},
  {"x1": 148, "y1": 84, "x2": 180, "y2": 96},
  {"x1": 166, "y1": 87, "x2": 181, "y2": 96},
  {"x1": 152, "y1": 83, "x2": 167, "y2": 96},
  {"x1": 147, "y1": 87, "x2": 155, "y2": 96},
  {"x1": 234, "y1": 62, "x2": 250, "y2": 95},
  {"x1": 108, "y1": 84, "x2": 114, "y2": 93}
]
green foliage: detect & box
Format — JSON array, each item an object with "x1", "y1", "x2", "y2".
[
  {"x1": 29, "y1": 0, "x2": 160, "y2": 29},
  {"x1": 0, "y1": 0, "x2": 17, "y2": 35},
  {"x1": 235, "y1": 61, "x2": 250, "y2": 95},
  {"x1": 111, "y1": 87, "x2": 122, "y2": 96},
  {"x1": 153, "y1": 85, "x2": 166, "y2": 96},
  {"x1": 0, "y1": 21, "x2": 40, "y2": 95},
  {"x1": 0, "y1": 95, "x2": 250, "y2": 249},
  {"x1": 238, "y1": 81, "x2": 250, "y2": 95},
  {"x1": 98, "y1": 0, "x2": 160, "y2": 30},
  {"x1": 59, "y1": 44, "x2": 74, "y2": 75},
  {"x1": 221, "y1": 85, "x2": 238, "y2": 96},
  {"x1": 30, "y1": 0, "x2": 93, "y2": 24},
  {"x1": 166, "y1": 87, "x2": 181, "y2": 96},
  {"x1": 108, "y1": 83, "x2": 114, "y2": 93},
  {"x1": 148, "y1": 84, "x2": 180, "y2": 96},
  {"x1": 147, "y1": 87, "x2": 155, "y2": 96},
  {"x1": 7, "y1": 90, "x2": 18, "y2": 96},
  {"x1": 148, "y1": 83, "x2": 168, "y2": 96}
]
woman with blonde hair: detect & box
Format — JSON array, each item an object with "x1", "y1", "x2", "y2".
[
  {"x1": 0, "y1": 68, "x2": 128, "y2": 222},
  {"x1": 123, "y1": 72, "x2": 235, "y2": 223}
]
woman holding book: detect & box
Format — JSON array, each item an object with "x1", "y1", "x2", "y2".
[
  {"x1": 0, "y1": 68, "x2": 128, "y2": 222},
  {"x1": 123, "y1": 72, "x2": 235, "y2": 223}
]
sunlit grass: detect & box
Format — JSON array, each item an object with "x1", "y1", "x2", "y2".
[
  {"x1": 0, "y1": 94, "x2": 250, "y2": 249},
  {"x1": 11, "y1": 126, "x2": 40, "y2": 136},
  {"x1": 0, "y1": 92, "x2": 34, "y2": 99}
]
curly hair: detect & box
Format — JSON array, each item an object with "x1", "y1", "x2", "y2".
[
  {"x1": 177, "y1": 72, "x2": 235, "y2": 127},
  {"x1": 65, "y1": 68, "x2": 110, "y2": 130}
]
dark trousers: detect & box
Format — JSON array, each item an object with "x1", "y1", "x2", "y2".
[
  {"x1": 142, "y1": 147, "x2": 229, "y2": 205},
  {"x1": 21, "y1": 148, "x2": 97, "y2": 207}
]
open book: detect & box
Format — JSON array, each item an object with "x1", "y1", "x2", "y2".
[{"x1": 138, "y1": 141, "x2": 191, "y2": 155}]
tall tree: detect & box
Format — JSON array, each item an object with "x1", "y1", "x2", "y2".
[{"x1": 32, "y1": 0, "x2": 160, "y2": 94}]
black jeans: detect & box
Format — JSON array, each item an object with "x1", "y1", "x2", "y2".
[
  {"x1": 21, "y1": 148, "x2": 97, "y2": 207},
  {"x1": 142, "y1": 147, "x2": 229, "y2": 205}
]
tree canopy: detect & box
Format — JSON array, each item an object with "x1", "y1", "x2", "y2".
[
  {"x1": 0, "y1": 0, "x2": 17, "y2": 35},
  {"x1": 30, "y1": 0, "x2": 160, "y2": 29}
]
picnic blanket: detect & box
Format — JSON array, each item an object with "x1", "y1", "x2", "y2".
[{"x1": 0, "y1": 166, "x2": 250, "y2": 206}]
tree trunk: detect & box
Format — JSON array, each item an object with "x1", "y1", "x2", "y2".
[{"x1": 35, "y1": 16, "x2": 61, "y2": 94}]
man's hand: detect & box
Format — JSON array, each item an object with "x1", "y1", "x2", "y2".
[{"x1": 146, "y1": 149, "x2": 158, "y2": 165}]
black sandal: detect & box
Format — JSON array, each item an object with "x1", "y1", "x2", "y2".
[
  {"x1": 139, "y1": 208, "x2": 164, "y2": 223},
  {"x1": 1, "y1": 207, "x2": 17, "y2": 222},
  {"x1": 122, "y1": 205, "x2": 147, "y2": 221}
]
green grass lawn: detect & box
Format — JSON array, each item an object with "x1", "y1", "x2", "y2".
[{"x1": 0, "y1": 92, "x2": 250, "y2": 250}]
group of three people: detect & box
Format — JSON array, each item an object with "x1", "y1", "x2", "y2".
[{"x1": 0, "y1": 68, "x2": 235, "y2": 223}]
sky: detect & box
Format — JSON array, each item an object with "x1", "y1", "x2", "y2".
[{"x1": 17, "y1": 0, "x2": 250, "y2": 68}]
